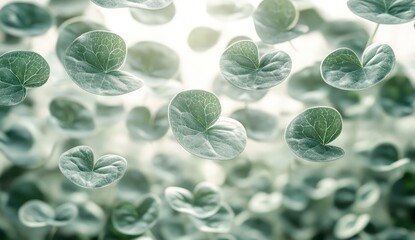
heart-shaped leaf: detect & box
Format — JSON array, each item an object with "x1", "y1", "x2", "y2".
[
  {"x1": 253, "y1": 0, "x2": 308, "y2": 44},
  {"x1": 0, "y1": 2, "x2": 52, "y2": 37},
  {"x1": 334, "y1": 213, "x2": 370, "y2": 239},
  {"x1": 18, "y1": 200, "x2": 78, "y2": 228},
  {"x1": 127, "y1": 41, "x2": 179, "y2": 86},
  {"x1": 56, "y1": 19, "x2": 107, "y2": 64},
  {"x1": 379, "y1": 73, "x2": 415, "y2": 117},
  {"x1": 164, "y1": 182, "x2": 221, "y2": 218},
  {"x1": 206, "y1": 0, "x2": 253, "y2": 21},
  {"x1": 188, "y1": 27, "x2": 221, "y2": 52},
  {"x1": 230, "y1": 108, "x2": 278, "y2": 141},
  {"x1": 189, "y1": 203, "x2": 234, "y2": 233},
  {"x1": 354, "y1": 182, "x2": 380, "y2": 210},
  {"x1": 63, "y1": 30, "x2": 143, "y2": 96},
  {"x1": 347, "y1": 0, "x2": 415, "y2": 24},
  {"x1": 168, "y1": 90, "x2": 246, "y2": 160},
  {"x1": 220, "y1": 40, "x2": 291, "y2": 90},
  {"x1": 59, "y1": 145, "x2": 127, "y2": 189},
  {"x1": 130, "y1": 3, "x2": 176, "y2": 25},
  {"x1": 111, "y1": 195, "x2": 160, "y2": 236},
  {"x1": 321, "y1": 44, "x2": 395, "y2": 90},
  {"x1": 285, "y1": 106, "x2": 344, "y2": 162},
  {"x1": 49, "y1": 97, "x2": 95, "y2": 134},
  {"x1": 91, "y1": 0, "x2": 172, "y2": 9},
  {"x1": 126, "y1": 105, "x2": 169, "y2": 141},
  {"x1": 0, "y1": 51, "x2": 50, "y2": 106}
]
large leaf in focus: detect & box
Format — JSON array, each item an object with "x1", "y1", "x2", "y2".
[
  {"x1": 347, "y1": 0, "x2": 415, "y2": 24},
  {"x1": 168, "y1": 90, "x2": 246, "y2": 160},
  {"x1": 220, "y1": 40, "x2": 291, "y2": 90},
  {"x1": 165, "y1": 182, "x2": 221, "y2": 218},
  {"x1": 64, "y1": 30, "x2": 143, "y2": 96},
  {"x1": 0, "y1": 2, "x2": 52, "y2": 37},
  {"x1": 321, "y1": 44, "x2": 395, "y2": 90},
  {"x1": 285, "y1": 106, "x2": 344, "y2": 162},
  {"x1": 0, "y1": 51, "x2": 50, "y2": 106},
  {"x1": 59, "y1": 145, "x2": 127, "y2": 189}
]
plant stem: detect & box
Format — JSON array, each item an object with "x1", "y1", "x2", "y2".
[
  {"x1": 365, "y1": 23, "x2": 380, "y2": 48},
  {"x1": 48, "y1": 226, "x2": 57, "y2": 240}
]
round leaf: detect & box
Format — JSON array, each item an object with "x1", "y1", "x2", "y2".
[
  {"x1": 91, "y1": 0, "x2": 172, "y2": 9},
  {"x1": 206, "y1": 0, "x2": 253, "y2": 21},
  {"x1": 56, "y1": 19, "x2": 107, "y2": 64},
  {"x1": 321, "y1": 44, "x2": 395, "y2": 90},
  {"x1": 189, "y1": 203, "x2": 234, "y2": 233},
  {"x1": 0, "y1": 51, "x2": 50, "y2": 106},
  {"x1": 220, "y1": 40, "x2": 291, "y2": 90},
  {"x1": 111, "y1": 196, "x2": 160, "y2": 236},
  {"x1": 164, "y1": 182, "x2": 221, "y2": 218},
  {"x1": 212, "y1": 75, "x2": 268, "y2": 103},
  {"x1": 168, "y1": 90, "x2": 247, "y2": 160},
  {"x1": 126, "y1": 105, "x2": 169, "y2": 141},
  {"x1": 130, "y1": 3, "x2": 175, "y2": 25},
  {"x1": 59, "y1": 145, "x2": 128, "y2": 189},
  {"x1": 285, "y1": 106, "x2": 344, "y2": 162},
  {"x1": 0, "y1": 2, "x2": 52, "y2": 37},
  {"x1": 49, "y1": 97, "x2": 95, "y2": 133},
  {"x1": 0, "y1": 124, "x2": 33, "y2": 153},
  {"x1": 334, "y1": 213, "x2": 370, "y2": 239},
  {"x1": 188, "y1": 27, "x2": 220, "y2": 52},
  {"x1": 253, "y1": 0, "x2": 308, "y2": 44},
  {"x1": 230, "y1": 108, "x2": 278, "y2": 141},
  {"x1": 347, "y1": 0, "x2": 415, "y2": 24},
  {"x1": 379, "y1": 73, "x2": 415, "y2": 117},
  {"x1": 127, "y1": 41, "x2": 179, "y2": 85},
  {"x1": 63, "y1": 30, "x2": 143, "y2": 96}
]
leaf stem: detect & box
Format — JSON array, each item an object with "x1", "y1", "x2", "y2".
[
  {"x1": 365, "y1": 23, "x2": 380, "y2": 48},
  {"x1": 48, "y1": 226, "x2": 57, "y2": 240}
]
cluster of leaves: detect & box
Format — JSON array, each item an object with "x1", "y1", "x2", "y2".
[{"x1": 0, "y1": 0, "x2": 415, "y2": 239}]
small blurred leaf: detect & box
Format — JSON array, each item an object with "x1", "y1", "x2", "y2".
[
  {"x1": 189, "y1": 203, "x2": 234, "y2": 233},
  {"x1": 91, "y1": 0, "x2": 172, "y2": 9},
  {"x1": 334, "y1": 213, "x2": 370, "y2": 239},
  {"x1": 230, "y1": 108, "x2": 278, "y2": 141},
  {"x1": 206, "y1": 0, "x2": 253, "y2": 21},
  {"x1": 130, "y1": 3, "x2": 175, "y2": 25},
  {"x1": 188, "y1": 27, "x2": 220, "y2": 52},
  {"x1": 127, "y1": 105, "x2": 169, "y2": 141}
]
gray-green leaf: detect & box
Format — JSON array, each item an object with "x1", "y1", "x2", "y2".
[
  {"x1": 168, "y1": 90, "x2": 246, "y2": 160},
  {"x1": 130, "y1": 3, "x2": 175, "y2": 25},
  {"x1": 49, "y1": 97, "x2": 95, "y2": 133},
  {"x1": 91, "y1": 0, "x2": 172, "y2": 9},
  {"x1": 111, "y1": 196, "x2": 160, "y2": 236},
  {"x1": 189, "y1": 203, "x2": 234, "y2": 233},
  {"x1": 347, "y1": 0, "x2": 415, "y2": 24},
  {"x1": 59, "y1": 145, "x2": 127, "y2": 189},
  {"x1": 334, "y1": 213, "x2": 370, "y2": 239},
  {"x1": 220, "y1": 40, "x2": 291, "y2": 90},
  {"x1": 321, "y1": 44, "x2": 395, "y2": 90},
  {"x1": 285, "y1": 106, "x2": 344, "y2": 162},
  {"x1": 126, "y1": 105, "x2": 169, "y2": 141},
  {"x1": 0, "y1": 2, "x2": 52, "y2": 37},
  {"x1": 206, "y1": 0, "x2": 253, "y2": 21},
  {"x1": 0, "y1": 51, "x2": 50, "y2": 106},
  {"x1": 188, "y1": 27, "x2": 221, "y2": 52},
  {"x1": 253, "y1": 0, "x2": 308, "y2": 44},
  {"x1": 63, "y1": 30, "x2": 143, "y2": 96},
  {"x1": 230, "y1": 108, "x2": 278, "y2": 141},
  {"x1": 164, "y1": 182, "x2": 221, "y2": 218},
  {"x1": 379, "y1": 73, "x2": 415, "y2": 117},
  {"x1": 18, "y1": 200, "x2": 78, "y2": 228}
]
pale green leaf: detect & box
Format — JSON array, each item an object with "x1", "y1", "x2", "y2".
[
  {"x1": 91, "y1": 0, "x2": 172, "y2": 9},
  {"x1": 189, "y1": 203, "x2": 234, "y2": 233},
  {"x1": 230, "y1": 108, "x2": 278, "y2": 141},
  {"x1": 168, "y1": 90, "x2": 246, "y2": 160},
  {"x1": 126, "y1": 105, "x2": 169, "y2": 141},
  {"x1": 49, "y1": 0, "x2": 90, "y2": 18},
  {"x1": 130, "y1": 3, "x2": 175, "y2": 25},
  {"x1": 334, "y1": 213, "x2": 370, "y2": 239},
  {"x1": 206, "y1": 0, "x2": 253, "y2": 21},
  {"x1": 379, "y1": 73, "x2": 415, "y2": 117},
  {"x1": 188, "y1": 27, "x2": 221, "y2": 52},
  {"x1": 285, "y1": 106, "x2": 344, "y2": 162},
  {"x1": 220, "y1": 40, "x2": 291, "y2": 90}
]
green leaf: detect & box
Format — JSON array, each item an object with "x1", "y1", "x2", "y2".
[
  {"x1": 253, "y1": 0, "x2": 308, "y2": 44},
  {"x1": 63, "y1": 30, "x2": 143, "y2": 96},
  {"x1": 206, "y1": 0, "x2": 253, "y2": 21},
  {"x1": 91, "y1": 0, "x2": 172, "y2": 9},
  {"x1": 49, "y1": 97, "x2": 95, "y2": 133},
  {"x1": 328, "y1": 88, "x2": 364, "y2": 119},
  {"x1": 0, "y1": 51, "x2": 50, "y2": 106},
  {"x1": 130, "y1": 3, "x2": 175, "y2": 25},
  {"x1": 56, "y1": 19, "x2": 107, "y2": 64},
  {"x1": 321, "y1": 44, "x2": 395, "y2": 90},
  {"x1": 334, "y1": 213, "x2": 370, "y2": 239},
  {"x1": 189, "y1": 203, "x2": 234, "y2": 233},
  {"x1": 347, "y1": 0, "x2": 415, "y2": 24},
  {"x1": 0, "y1": 124, "x2": 33, "y2": 153},
  {"x1": 168, "y1": 90, "x2": 246, "y2": 160},
  {"x1": 95, "y1": 102, "x2": 125, "y2": 123},
  {"x1": 370, "y1": 142, "x2": 410, "y2": 172},
  {"x1": 49, "y1": 0, "x2": 90, "y2": 18},
  {"x1": 379, "y1": 73, "x2": 415, "y2": 117},
  {"x1": 354, "y1": 182, "x2": 380, "y2": 210},
  {"x1": 285, "y1": 106, "x2": 344, "y2": 162},
  {"x1": 230, "y1": 108, "x2": 278, "y2": 141},
  {"x1": 111, "y1": 196, "x2": 159, "y2": 236},
  {"x1": 220, "y1": 40, "x2": 291, "y2": 90},
  {"x1": 0, "y1": 2, "x2": 52, "y2": 37},
  {"x1": 126, "y1": 105, "x2": 169, "y2": 141},
  {"x1": 127, "y1": 41, "x2": 179, "y2": 86},
  {"x1": 18, "y1": 200, "x2": 78, "y2": 228},
  {"x1": 117, "y1": 169, "x2": 150, "y2": 201},
  {"x1": 59, "y1": 145, "x2": 127, "y2": 189},
  {"x1": 248, "y1": 192, "x2": 282, "y2": 213},
  {"x1": 188, "y1": 27, "x2": 221, "y2": 52},
  {"x1": 164, "y1": 182, "x2": 221, "y2": 218}
]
